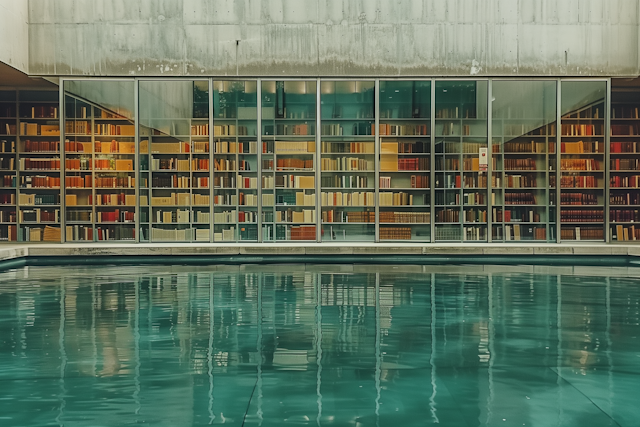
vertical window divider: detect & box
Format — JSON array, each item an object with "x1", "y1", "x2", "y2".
[
  {"x1": 209, "y1": 78, "x2": 215, "y2": 243},
  {"x1": 134, "y1": 79, "x2": 140, "y2": 243},
  {"x1": 430, "y1": 80, "x2": 436, "y2": 243},
  {"x1": 605, "y1": 78, "x2": 611, "y2": 243},
  {"x1": 315, "y1": 79, "x2": 321, "y2": 243},
  {"x1": 257, "y1": 79, "x2": 263, "y2": 243},
  {"x1": 374, "y1": 79, "x2": 380, "y2": 243},
  {"x1": 556, "y1": 80, "x2": 562, "y2": 242},
  {"x1": 60, "y1": 81, "x2": 66, "y2": 243},
  {"x1": 487, "y1": 79, "x2": 493, "y2": 243}
]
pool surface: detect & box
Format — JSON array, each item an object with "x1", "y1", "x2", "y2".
[{"x1": 0, "y1": 264, "x2": 639, "y2": 426}]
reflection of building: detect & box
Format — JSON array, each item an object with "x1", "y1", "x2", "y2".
[
  {"x1": 1, "y1": 2, "x2": 640, "y2": 244},
  {"x1": 1, "y1": 264, "x2": 636, "y2": 424}
]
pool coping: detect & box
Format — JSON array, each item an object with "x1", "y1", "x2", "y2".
[{"x1": 1, "y1": 242, "x2": 640, "y2": 270}]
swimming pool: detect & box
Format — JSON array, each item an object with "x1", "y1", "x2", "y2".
[{"x1": 0, "y1": 264, "x2": 638, "y2": 426}]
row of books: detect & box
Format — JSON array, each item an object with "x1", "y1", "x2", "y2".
[
  {"x1": 96, "y1": 140, "x2": 135, "y2": 154},
  {"x1": 611, "y1": 225, "x2": 640, "y2": 241},
  {"x1": 321, "y1": 157, "x2": 373, "y2": 171},
  {"x1": 560, "y1": 175, "x2": 598, "y2": 188},
  {"x1": 561, "y1": 140, "x2": 603, "y2": 153},
  {"x1": 276, "y1": 158, "x2": 314, "y2": 170},
  {"x1": 95, "y1": 176, "x2": 136, "y2": 188},
  {"x1": 493, "y1": 209, "x2": 541, "y2": 223},
  {"x1": 65, "y1": 175, "x2": 93, "y2": 188},
  {"x1": 213, "y1": 140, "x2": 257, "y2": 154},
  {"x1": 379, "y1": 192, "x2": 415, "y2": 206},
  {"x1": 610, "y1": 158, "x2": 640, "y2": 171},
  {"x1": 155, "y1": 209, "x2": 190, "y2": 224},
  {"x1": 21, "y1": 175, "x2": 60, "y2": 188},
  {"x1": 323, "y1": 175, "x2": 370, "y2": 189},
  {"x1": 1, "y1": 139, "x2": 15, "y2": 153},
  {"x1": 0, "y1": 211, "x2": 15, "y2": 223},
  {"x1": 274, "y1": 175, "x2": 314, "y2": 189},
  {"x1": 560, "y1": 227, "x2": 604, "y2": 241},
  {"x1": 94, "y1": 193, "x2": 137, "y2": 206},
  {"x1": 289, "y1": 225, "x2": 316, "y2": 241},
  {"x1": 191, "y1": 124, "x2": 209, "y2": 136},
  {"x1": 321, "y1": 142, "x2": 373, "y2": 154},
  {"x1": 321, "y1": 210, "x2": 374, "y2": 223},
  {"x1": 610, "y1": 193, "x2": 640, "y2": 205},
  {"x1": 503, "y1": 141, "x2": 549, "y2": 154},
  {"x1": 560, "y1": 209, "x2": 604, "y2": 222},
  {"x1": 398, "y1": 157, "x2": 430, "y2": 171},
  {"x1": 152, "y1": 175, "x2": 191, "y2": 188},
  {"x1": 610, "y1": 141, "x2": 639, "y2": 153},
  {"x1": 378, "y1": 124, "x2": 429, "y2": 136},
  {"x1": 94, "y1": 124, "x2": 134, "y2": 136},
  {"x1": 19, "y1": 193, "x2": 59, "y2": 205},
  {"x1": 65, "y1": 210, "x2": 91, "y2": 222},
  {"x1": 151, "y1": 158, "x2": 189, "y2": 171},
  {"x1": 264, "y1": 123, "x2": 314, "y2": 136},
  {"x1": 560, "y1": 159, "x2": 600, "y2": 171},
  {"x1": 275, "y1": 209, "x2": 316, "y2": 223},
  {"x1": 505, "y1": 192, "x2": 537, "y2": 205},
  {"x1": 561, "y1": 124, "x2": 603, "y2": 136},
  {"x1": 65, "y1": 121, "x2": 90, "y2": 135},
  {"x1": 379, "y1": 211, "x2": 430, "y2": 223},
  {"x1": 610, "y1": 124, "x2": 640, "y2": 136},
  {"x1": 20, "y1": 122, "x2": 59, "y2": 136},
  {"x1": 22, "y1": 139, "x2": 59, "y2": 152},
  {"x1": 321, "y1": 191, "x2": 375, "y2": 207},
  {"x1": 504, "y1": 158, "x2": 538, "y2": 170},
  {"x1": 0, "y1": 193, "x2": 15, "y2": 204},
  {"x1": 212, "y1": 125, "x2": 250, "y2": 136},
  {"x1": 610, "y1": 209, "x2": 640, "y2": 223},
  {"x1": 561, "y1": 193, "x2": 598, "y2": 205},
  {"x1": 379, "y1": 227, "x2": 412, "y2": 240}
]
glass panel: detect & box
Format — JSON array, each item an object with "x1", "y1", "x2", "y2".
[
  {"x1": 140, "y1": 80, "x2": 209, "y2": 242},
  {"x1": 262, "y1": 81, "x2": 316, "y2": 241},
  {"x1": 16, "y1": 89, "x2": 61, "y2": 241},
  {"x1": 434, "y1": 81, "x2": 488, "y2": 242},
  {"x1": 491, "y1": 80, "x2": 557, "y2": 242},
  {"x1": 560, "y1": 81, "x2": 606, "y2": 241},
  {"x1": 64, "y1": 81, "x2": 136, "y2": 242},
  {"x1": 379, "y1": 81, "x2": 431, "y2": 241},
  {"x1": 609, "y1": 82, "x2": 640, "y2": 241},
  {"x1": 320, "y1": 80, "x2": 375, "y2": 241},
  {"x1": 213, "y1": 80, "x2": 258, "y2": 242},
  {"x1": 0, "y1": 90, "x2": 17, "y2": 241}
]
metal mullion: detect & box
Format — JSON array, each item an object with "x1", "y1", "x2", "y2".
[
  {"x1": 257, "y1": 79, "x2": 263, "y2": 242},
  {"x1": 316, "y1": 79, "x2": 321, "y2": 242},
  {"x1": 605, "y1": 78, "x2": 611, "y2": 242},
  {"x1": 556, "y1": 80, "x2": 562, "y2": 242},
  {"x1": 430, "y1": 80, "x2": 436, "y2": 243},
  {"x1": 374, "y1": 79, "x2": 380, "y2": 243},
  {"x1": 59, "y1": 81, "x2": 66, "y2": 242},
  {"x1": 487, "y1": 79, "x2": 493, "y2": 243},
  {"x1": 209, "y1": 78, "x2": 214, "y2": 243},
  {"x1": 134, "y1": 79, "x2": 140, "y2": 243}
]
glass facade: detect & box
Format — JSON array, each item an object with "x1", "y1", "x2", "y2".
[{"x1": 2, "y1": 78, "x2": 636, "y2": 243}]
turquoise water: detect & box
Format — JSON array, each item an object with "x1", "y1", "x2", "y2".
[{"x1": 0, "y1": 264, "x2": 639, "y2": 426}]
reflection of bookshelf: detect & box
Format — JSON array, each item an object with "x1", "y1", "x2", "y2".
[
  {"x1": 17, "y1": 90, "x2": 61, "y2": 241},
  {"x1": 560, "y1": 103, "x2": 605, "y2": 241},
  {"x1": 491, "y1": 120, "x2": 556, "y2": 242},
  {"x1": 609, "y1": 90, "x2": 640, "y2": 241},
  {"x1": 0, "y1": 90, "x2": 17, "y2": 241}
]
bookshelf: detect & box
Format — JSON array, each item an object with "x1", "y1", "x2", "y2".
[
  {"x1": 378, "y1": 80, "x2": 431, "y2": 241},
  {"x1": 262, "y1": 81, "x2": 316, "y2": 241},
  {"x1": 434, "y1": 81, "x2": 488, "y2": 242},
  {"x1": 213, "y1": 81, "x2": 258, "y2": 241},
  {"x1": 139, "y1": 80, "x2": 212, "y2": 242},
  {"x1": 320, "y1": 81, "x2": 375, "y2": 241},
  {"x1": 559, "y1": 81, "x2": 606, "y2": 241},
  {"x1": 17, "y1": 90, "x2": 61, "y2": 242},
  {"x1": 0, "y1": 90, "x2": 17, "y2": 241},
  {"x1": 490, "y1": 80, "x2": 557, "y2": 242},
  {"x1": 609, "y1": 87, "x2": 640, "y2": 241}
]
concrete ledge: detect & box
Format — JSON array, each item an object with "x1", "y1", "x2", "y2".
[{"x1": 0, "y1": 243, "x2": 639, "y2": 272}]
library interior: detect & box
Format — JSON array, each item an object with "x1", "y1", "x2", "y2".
[{"x1": 0, "y1": 77, "x2": 639, "y2": 244}]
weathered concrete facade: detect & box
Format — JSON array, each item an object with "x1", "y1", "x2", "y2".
[
  {"x1": 0, "y1": 1, "x2": 29, "y2": 73},
  {"x1": 23, "y1": 0, "x2": 640, "y2": 78}
]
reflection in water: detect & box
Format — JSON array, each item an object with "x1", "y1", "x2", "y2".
[{"x1": 0, "y1": 265, "x2": 639, "y2": 426}]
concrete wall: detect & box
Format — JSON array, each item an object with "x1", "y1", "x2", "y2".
[
  {"x1": 0, "y1": 0, "x2": 29, "y2": 73},
  {"x1": 27, "y1": 0, "x2": 640, "y2": 78}
]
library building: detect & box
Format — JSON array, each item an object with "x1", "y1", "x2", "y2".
[{"x1": 0, "y1": 1, "x2": 639, "y2": 245}]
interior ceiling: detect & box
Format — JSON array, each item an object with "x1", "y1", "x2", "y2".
[
  {"x1": 0, "y1": 61, "x2": 56, "y2": 89},
  {"x1": 612, "y1": 77, "x2": 640, "y2": 88}
]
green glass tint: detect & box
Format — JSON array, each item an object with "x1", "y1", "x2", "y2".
[
  {"x1": 491, "y1": 80, "x2": 557, "y2": 242},
  {"x1": 0, "y1": 265, "x2": 638, "y2": 426}
]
